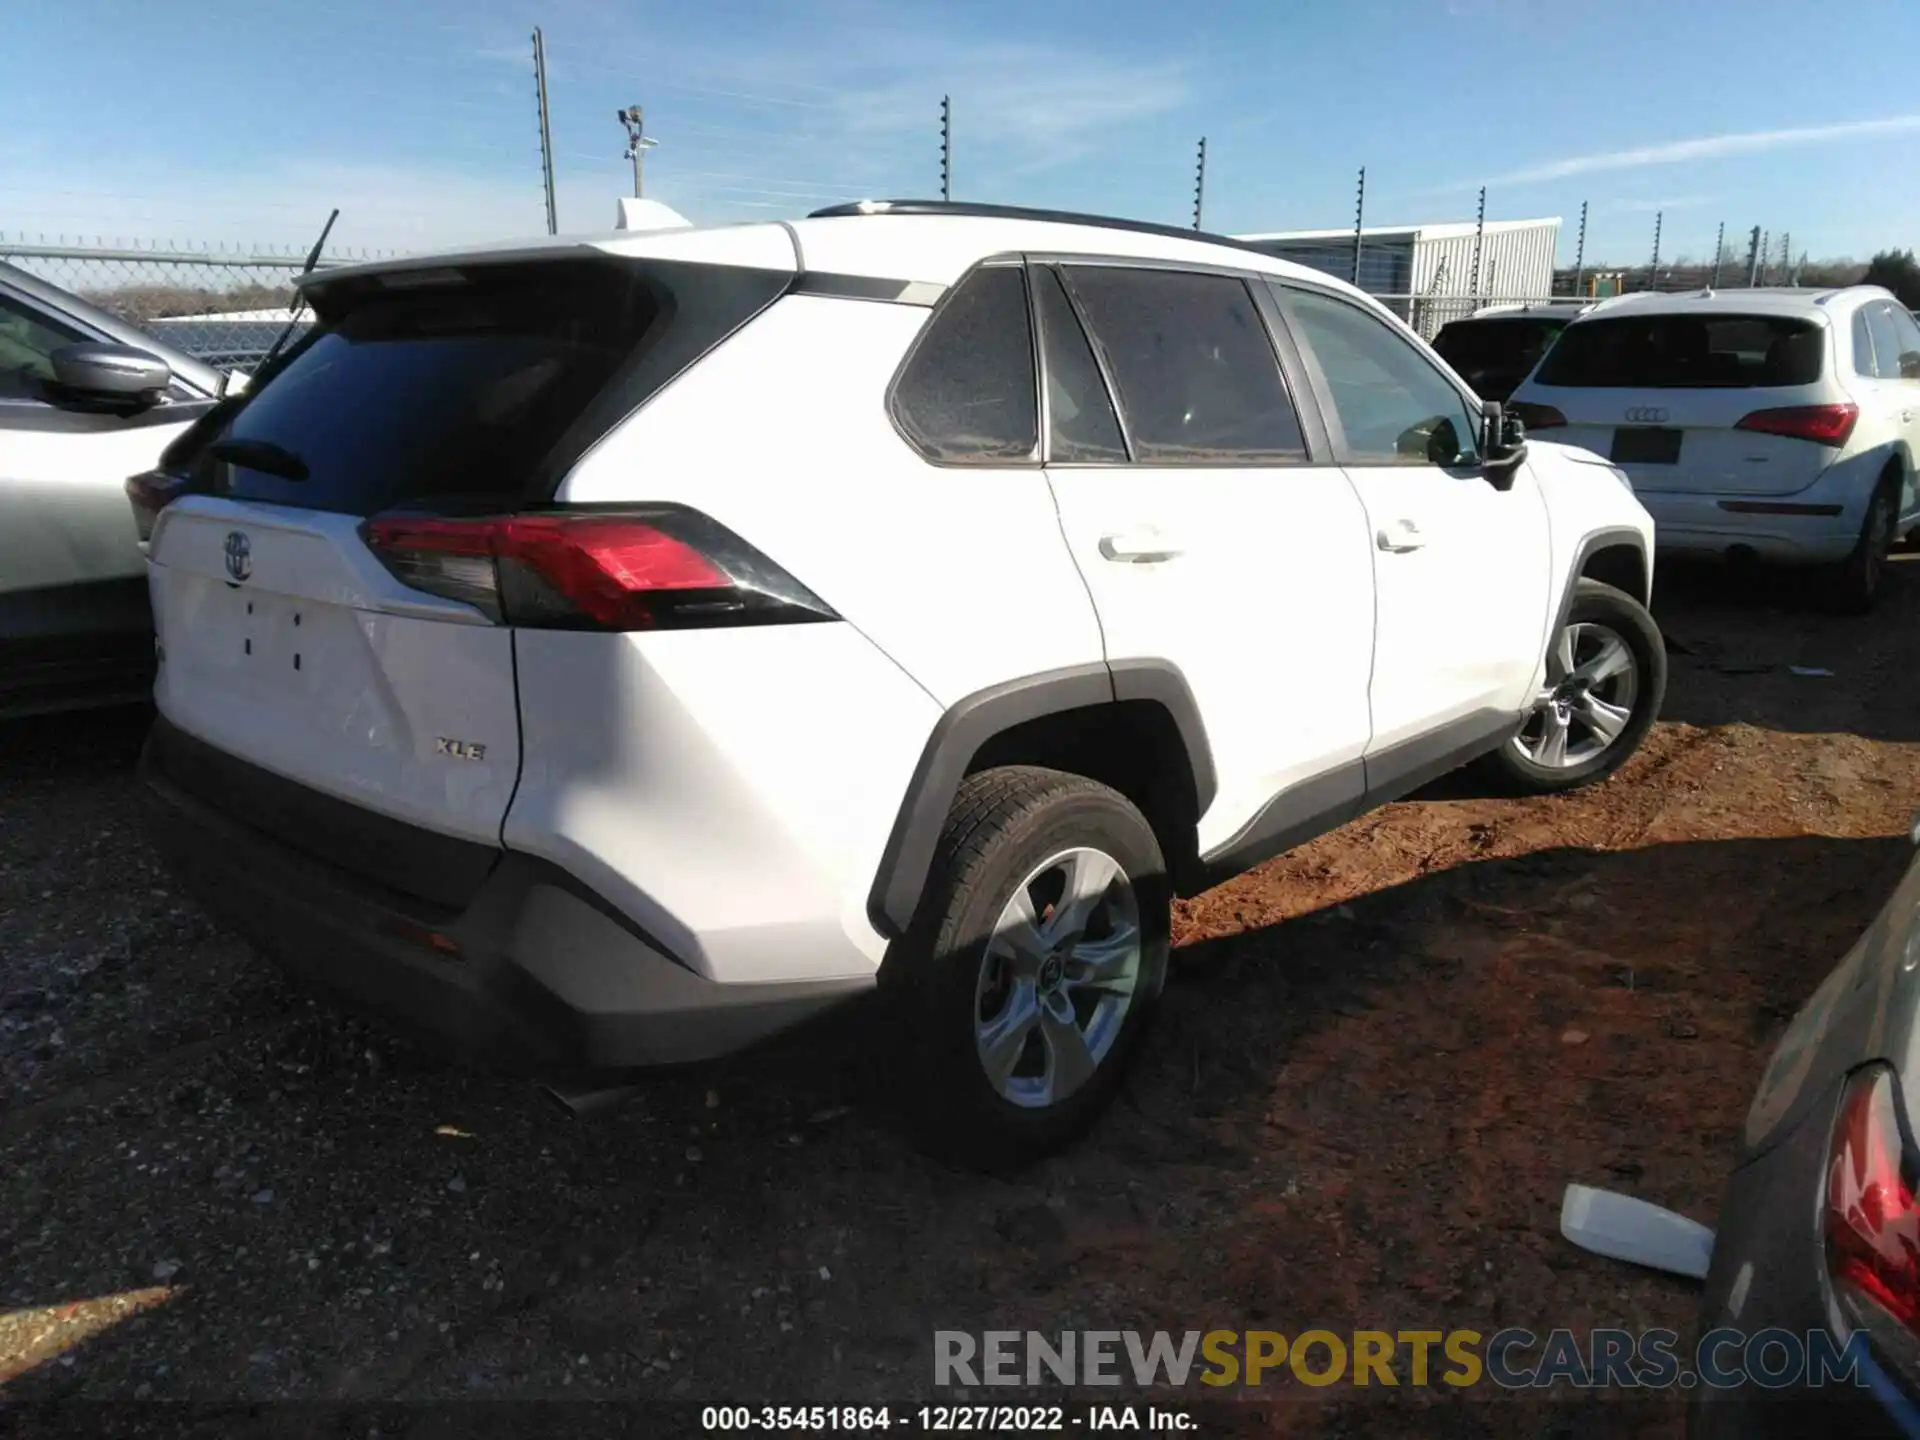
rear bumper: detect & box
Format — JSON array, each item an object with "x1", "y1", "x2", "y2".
[
  {"x1": 140, "y1": 719, "x2": 872, "y2": 1073},
  {"x1": 1635, "y1": 448, "x2": 1914, "y2": 565},
  {"x1": 1636, "y1": 488, "x2": 1862, "y2": 564}
]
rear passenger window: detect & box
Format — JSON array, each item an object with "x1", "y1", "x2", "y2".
[
  {"x1": 1061, "y1": 267, "x2": 1306, "y2": 464},
  {"x1": 891, "y1": 264, "x2": 1038, "y2": 464},
  {"x1": 1868, "y1": 304, "x2": 1909, "y2": 381},
  {"x1": 1892, "y1": 307, "x2": 1920, "y2": 380},
  {"x1": 1033, "y1": 266, "x2": 1126, "y2": 463}
]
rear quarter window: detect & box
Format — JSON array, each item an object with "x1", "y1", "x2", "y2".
[{"x1": 1534, "y1": 313, "x2": 1825, "y2": 389}]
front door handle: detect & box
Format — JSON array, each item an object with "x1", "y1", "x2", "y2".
[
  {"x1": 1099, "y1": 529, "x2": 1184, "y2": 563},
  {"x1": 1376, "y1": 519, "x2": 1425, "y2": 553}
]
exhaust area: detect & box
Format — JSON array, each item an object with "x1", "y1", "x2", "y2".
[{"x1": 538, "y1": 1080, "x2": 646, "y2": 1120}]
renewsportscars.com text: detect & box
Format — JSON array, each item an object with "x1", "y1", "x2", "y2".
[{"x1": 934, "y1": 1327, "x2": 1872, "y2": 1391}]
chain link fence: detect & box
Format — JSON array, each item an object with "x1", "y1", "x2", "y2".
[{"x1": 0, "y1": 236, "x2": 400, "y2": 374}]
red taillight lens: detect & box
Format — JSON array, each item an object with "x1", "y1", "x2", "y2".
[
  {"x1": 1509, "y1": 402, "x2": 1567, "y2": 430},
  {"x1": 125, "y1": 470, "x2": 193, "y2": 543},
  {"x1": 1735, "y1": 403, "x2": 1859, "y2": 447},
  {"x1": 360, "y1": 508, "x2": 837, "y2": 632},
  {"x1": 1826, "y1": 1065, "x2": 1920, "y2": 1331}
]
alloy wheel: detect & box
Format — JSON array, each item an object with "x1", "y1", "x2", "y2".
[
  {"x1": 974, "y1": 847, "x2": 1142, "y2": 1110},
  {"x1": 1511, "y1": 620, "x2": 1642, "y2": 770}
]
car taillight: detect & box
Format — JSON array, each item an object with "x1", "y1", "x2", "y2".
[
  {"x1": 1509, "y1": 402, "x2": 1567, "y2": 430},
  {"x1": 1735, "y1": 403, "x2": 1859, "y2": 447},
  {"x1": 359, "y1": 507, "x2": 838, "y2": 632},
  {"x1": 124, "y1": 470, "x2": 194, "y2": 544},
  {"x1": 1826, "y1": 1065, "x2": 1920, "y2": 1331}
]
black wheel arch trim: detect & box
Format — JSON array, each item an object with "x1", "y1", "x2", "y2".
[
  {"x1": 867, "y1": 660, "x2": 1216, "y2": 938},
  {"x1": 1553, "y1": 526, "x2": 1652, "y2": 642}
]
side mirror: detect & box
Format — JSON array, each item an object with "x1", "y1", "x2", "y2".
[
  {"x1": 1900, "y1": 351, "x2": 1920, "y2": 381},
  {"x1": 1480, "y1": 400, "x2": 1528, "y2": 491},
  {"x1": 48, "y1": 342, "x2": 173, "y2": 406}
]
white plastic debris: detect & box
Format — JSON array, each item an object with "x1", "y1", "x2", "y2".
[{"x1": 1560, "y1": 1183, "x2": 1714, "y2": 1280}]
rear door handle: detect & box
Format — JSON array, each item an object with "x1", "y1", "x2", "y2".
[
  {"x1": 1376, "y1": 519, "x2": 1425, "y2": 553},
  {"x1": 1098, "y1": 528, "x2": 1184, "y2": 563}
]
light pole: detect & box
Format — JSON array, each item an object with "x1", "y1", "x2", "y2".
[{"x1": 618, "y1": 105, "x2": 657, "y2": 198}]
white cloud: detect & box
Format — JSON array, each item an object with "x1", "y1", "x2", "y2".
[
  {"x1": 1473, "y1": 114, "x2": 1920, "y2": 189},
  {"x1": 1605, "y1": 195, "x2": 1717, "y2": 214}
]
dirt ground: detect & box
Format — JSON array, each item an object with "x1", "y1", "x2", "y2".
[{"x1": 3, "y1": 555, "x2": 1918, "y2": 1438}]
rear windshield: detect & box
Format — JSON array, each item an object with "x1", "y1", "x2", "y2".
[
  {"x1": 1533, "y1": 313, "x2": 1824, "y2": 389},
  {"x1": 1432, "y1": 318, "x2": 1567, "y2": 373},
  {"x1": 172, "y1": 257, "x2": 787, "y2": 515}
]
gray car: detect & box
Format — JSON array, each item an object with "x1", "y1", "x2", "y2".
[
  {"x1": 1691, "y1": 819, "x2": 1920, "y2": 1436},
  {"x1": 0, "y1": 262, "x2": 226, "y2": 718}
]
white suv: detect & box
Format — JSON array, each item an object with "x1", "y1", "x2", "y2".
[
  {"x1": 1508, "y1": 286, "x2": 1920, "y2": 611},
  {"x1": 132, "y1": 201, "x2": 1663, "y2": 1167}
]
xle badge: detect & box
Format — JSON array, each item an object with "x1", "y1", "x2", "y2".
[{"x1": 434, "y1": 738, "x2": 487, "y2": 762}]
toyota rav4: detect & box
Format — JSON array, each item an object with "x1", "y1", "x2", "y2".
[{"x1": 131, "y1": 201, "x2": 1664, "y2": 1167}]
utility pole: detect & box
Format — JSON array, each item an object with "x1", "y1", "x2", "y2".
[
  {"x1": 1649, "y1": 210, "x2": 1663, "y2": 291},
  {"x1": 1192, "y1": 138, "x2": 1207, "y2": 230},
  {"x1": 1572, "y1": 200, "x2": 1588, "y2": 297},
  {"x1": 1780, "y1": 231, "x2": 1792, "y2": 283},
  {"x1": 617, "y1": 105, "x2": 656, "y2": 198},
  {"x1": 1350, "y1": 166, "x2": 1366, "y2": 286},
  {"x1": 532, "y1": 27, "x2": 557, "y2": 235},
  {"x1": 1759, "y1": 229, "x2": 1770, "y2": 285},
  {"x1": 1710, "y1": 220, "x2": 1725, "y2": 287},
  {"x1": 939, "y1": 95, "x2": 951, "y2": 201},
  {"x1": 1470, "y1": 186, "x2": 1486, "y2": 298},
  {"x1": 1745, "y1": 225, "x2": 1762, "y2": 287}
]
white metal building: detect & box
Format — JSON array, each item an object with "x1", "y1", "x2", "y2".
[{"x1": 1234, "y1": 217, "x2": 1562, "y2": 333}]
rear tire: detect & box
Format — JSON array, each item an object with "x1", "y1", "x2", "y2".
[
  {"x1": 1484, "y1": 578, "x2": 1666, "y2": 796},
  {"x1": 884, "y1": 766, "x2": 1169, "y2": 1172},
  {"x1": 1821, "y1": 480, "x2": 1898, "y2": 615}
]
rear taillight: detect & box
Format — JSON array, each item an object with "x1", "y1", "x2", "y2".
[
  {"x1": 1826, "y1": 1065, "x2": 1920, "y2": 1331},
  {"x1": 125, "y1": 470, "x2": 193, "y2": 544},
  {"x1": 1509, "y1": 402, "x2": 1567, "y2": 430},
  {"x1": 1735, "y1": 403, "x2": 1859, "y2": 447},
  {"x1": 359, "y1": 507, "x2": 838, "y2": 632}
]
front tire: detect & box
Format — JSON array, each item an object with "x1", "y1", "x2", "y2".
[
  {"x1": 885, "y1": 766, "x2": 1170, "y2": 1171},
  {"x1": 1486, "y1": 578, "x2": 1666, "y2": 795}
]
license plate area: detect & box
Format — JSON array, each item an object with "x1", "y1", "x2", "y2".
[
  {"x1": 1610, "y1": 427, "x2": 1683, "y2": 465},
  {"x1": 219, "y1": 587, "x2": 321, "y2": 690}
]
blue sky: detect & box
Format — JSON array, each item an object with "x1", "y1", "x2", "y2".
[{"x1": 4, "y1": 0, "x2": 1917, "y2": 264}]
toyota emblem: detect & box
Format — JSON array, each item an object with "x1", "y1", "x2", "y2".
[
  {"x1": 224, "y1": 530, "x2": 252, "y2": 582},
  {"x1": 1623, "y1": 406, "x2": 1669, "y2": 424}
]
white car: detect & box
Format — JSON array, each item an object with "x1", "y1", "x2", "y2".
[
  {"x1": 134, "y1": 201, "x2": 1663, "y2": 1166},
  {"x1": 0, "y1": 261, "x2": 237, "y2": 717},
  {"x1": 1508, "y1": 286, "x2": 1920, "y2": 611}
]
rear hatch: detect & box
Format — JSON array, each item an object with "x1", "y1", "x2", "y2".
[
  {"x1": 1517, "y1": 311, "x2": 1845, "y2": 496},
  {"x1": 142, "y1": 249, "x2": 794, "y2": 882}
]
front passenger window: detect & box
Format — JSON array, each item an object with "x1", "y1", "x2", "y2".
[
  {"x1": 0, "y1": 295, "x2": 81, "y2": 401},
  {"x1": 1278, "y1": 285, "x2": 1482, "y2": 467}
]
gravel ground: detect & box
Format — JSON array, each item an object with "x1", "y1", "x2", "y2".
[{"x1": 3, "y1": 555, "x2": 1918, "y2": 1438}]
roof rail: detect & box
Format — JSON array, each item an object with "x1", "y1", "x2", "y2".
[{"x1": 805, "y1": 199, "x2": 1292, "y2": 264}]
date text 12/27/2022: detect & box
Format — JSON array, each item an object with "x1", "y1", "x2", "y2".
[{"x1": 700, "y1": 1405, "x2": 1199, "y2": 1431}]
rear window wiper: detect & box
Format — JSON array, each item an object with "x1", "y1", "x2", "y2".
[{"x1": 207, "y1": 437, "x2": 310, "y2": 481}]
